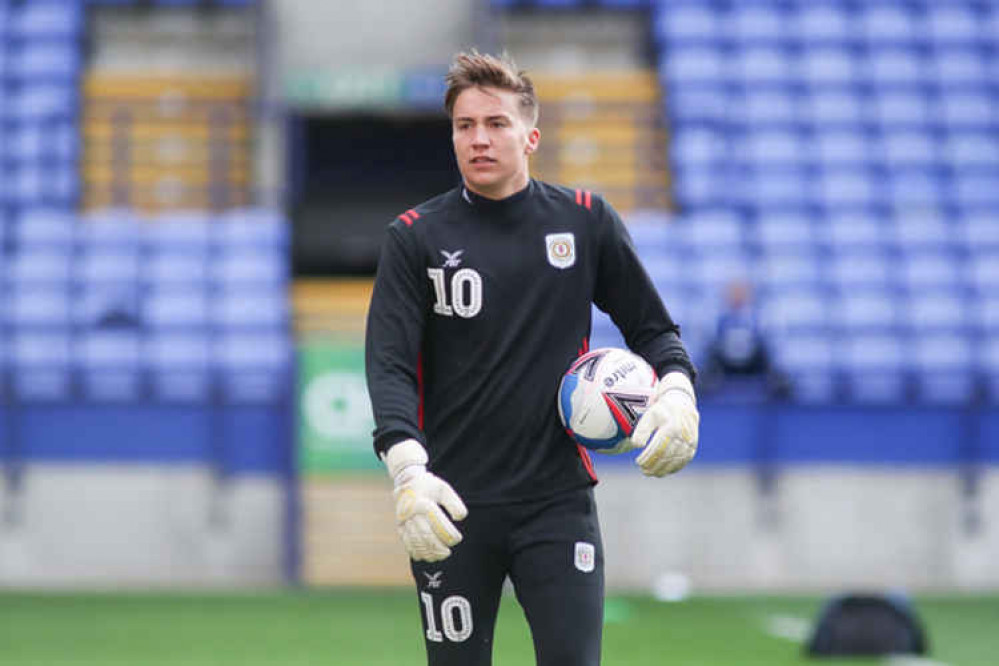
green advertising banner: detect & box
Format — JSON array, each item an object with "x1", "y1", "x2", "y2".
[{"x1": 298, "y1": 340, "x2": 380, "y2": 473}]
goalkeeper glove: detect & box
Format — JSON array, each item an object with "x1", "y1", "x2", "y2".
[
  {"x1": 631, "y1": 372, "x2": 700, "y2": 477},
  {"x1": 382, "y1": 439, "x2": 468, "y2": 562}
]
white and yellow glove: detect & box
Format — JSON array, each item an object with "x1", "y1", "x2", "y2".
[
  {"x1": 631, "y1": 372, "x2": 700, "y2": 477},
  {"x1": 382, "y1": 439, "x2": 468, "y2": 562}
]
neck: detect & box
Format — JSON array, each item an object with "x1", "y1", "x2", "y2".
[{"x1": 464, "y1": 171, "x2": 530, "y2": 201}]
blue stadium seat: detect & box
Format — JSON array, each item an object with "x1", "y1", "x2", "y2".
[
  {"x1": 820, "y1": 213, "x2": 889, "y2": 252},
  {"x1": 958, "y1": 214, "x2": 999, "y2": 250},
  {"x1": 144, "y1": 332, "x2": 212, "y2": 403},
  {"x1": 898, "y1": 252, "x2": 964, "y2": 292},
  {"x1": 662, "y1": 45, "x2": 727, "y2": 86},
  {"x1": 903, "y1": 290, "x2": 971, "y2": 334},
  {"x1": 751, "y1": 213, "x2": 817, "y2": 252},
  {"x1": 6, "y1": 84, "x2": 77, "y2": 122},
  {"x1": 801, "y1": 47, "x2": 859, "y2": 85},
  {"x1": 814, "y1": 130, "x2": 873, "y2": 167},
  {"x1": 933, "y1": 48, "x2": 989, "y2": 86},
  {"x1": 6, "y1": 122, "x2": 78, "y2": 163},
  {"x1": 142, "y1": 213, "x2": 212, "y2": 250},
  {"x1": 842, "y1": 333, "x2": 909, "y2": 404},
  {"x1": 9, "y1": 42, "x2": 81, "y2": 81},
  {"x1": 666, "y1": 85, "x2": 730, "y2": 124},
  {"x1": 741, "y1": 130, "x2": 806, "y2": 168},
  {"x1": 686, "y1": 250, "x2": 753, "y2": 291},
  {"x1": 671, "y1": 165, "x2": 733, "y2": 209},
  {"x1": 866, "y1": 47, "x2": 927, "y2": 86},
  {"x1": 217, "y1": 208, "x2": 288, "y2": 248},
  {"x1": 736, "y1": 47, "x2": 796, "y2": 84},
  {"x1": 804, "y1": 90, "x2": 869, "y2": 127},
  {"x1": 10, "y1": 1, "x2": 82, "y2": 38},
  {"x1": 818, "y1": 169, "x2": 879, "y2": 209},
  {"x1": 5, "y1": 250, "x2": 71, "y2": 284},
  {"x1": 6, "y1": 287, "x2": 70, "y2": 328},
  {"x1": 968, "y1": 252, "x2": 999, "y2": 294},
  {"x1": 212, "y1": 289, "x2": 288, "y2": 329},
  {"x1": 793, "y1": 3, "x2": 854, "y2": 45},
  {"x1": 953, "y1": 172, "x2": 999, "y2": 209},
  {"x1": 926, "y1": 6, "x2": 983, "y2": 46},
  {"x1": 214, "y1": 331, "x2": 291, "y2": 404},
  {"x1": 858, "y1": 5, "x2": 920, "y2": 45},
  {"x1": 75, "y1": 249, "x2": 140, "y2": 284},
  {"x1": 671, "y1": 127, "x2": 729, "y2": 167},
  {"x1": 882, "y1": 131, "x2": 942, "y2": 168},
  {"x1": 73, "y1": 286, "x2": 140, "y2": 329},
  {"x1": 944, "y1": 131, "x2": 999, "y2": 170},
  {"x1": 142, "y1": 251, "x2": 209, "y2": 287},
  {"x1": 938, "y1": 92, "x2": 995, "y2": 129},
  {"x1": 872, "y1": 90, "x2": 936, "y2": 129},
  {"x1": 886, "y1": 169, "x2": 949, "y2": 210},
  {"x1": 728, "y1": 4, "x2": 787, "y2": 44},
  {"x1": 142, "y1": 290, "x2": 210, "y2": 329},
  {"x1": 75, "y1": 331, "x2": 143, "y2": 402},
  {"x1": 11, "y1": 332, "x2": 72, "y2": 401},
  {"x1": 79, "y1": 209, "x2": 141, "y2": 248},
  {"x1": 654, "y1": 3, "x2": 719, "y2": 44},
  {"x1": 760, "y1": 287, "x2": 830, "y2": 334},
  {"x1": 912, "y1": 333, "x2": 976, "y2": 404},
  {"x1": 775, "y1": 332, "x2": 838, "y2": 403},
  {"x1": 737, "y1": 88, "x2": 800, "y2": 127},
  {"x1": 757, "y1": 252, "x2": 825, "y2": 291},
  {"x1": 742, "y1": 167, "x2": 812, "y2": 209},
  {"x1": 681, "y1": 210, "x2": 744, "y2": 249},
  {"x1": 14, "y1": 209, "x2": 76, "y2": 249},
  {"x1": 890, "y1": 214, "x2": 957, "y2": 251},
  {"x1": 833, "y1": 289, "x2": 900, "y2": 331},
  {"x1": 212, "y1": 250, "x2": 287, "y2": 286}
]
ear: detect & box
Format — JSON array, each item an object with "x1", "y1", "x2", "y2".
[{"x1": 525, "y1": 127, "x2": 541, "y2": 155}]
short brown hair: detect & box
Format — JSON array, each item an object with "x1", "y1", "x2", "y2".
[{"x1": 444, "y1": 49, "x2": 539, "y2": 126}]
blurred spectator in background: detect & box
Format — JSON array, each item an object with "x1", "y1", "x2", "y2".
[{"x1": 701, "y1": 279, "x2": 789, "y2": 400}]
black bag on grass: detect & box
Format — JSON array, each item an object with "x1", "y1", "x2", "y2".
[{"x1": 806, "y1": 593, "x2": 928, "y2": 657}]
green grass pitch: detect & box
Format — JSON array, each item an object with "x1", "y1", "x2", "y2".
[{"x1": 0, "y1": 590, "x2": 995, "y2": 665}]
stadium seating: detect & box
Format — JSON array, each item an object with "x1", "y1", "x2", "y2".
[
  {"x1": 1, "y1": 207, "x2": 291, "y2": 405},
  {"x1": 649, "y1": 0, "x2": 998, "y2": 405}
]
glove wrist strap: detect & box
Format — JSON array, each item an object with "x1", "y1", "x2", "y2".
[
  {"x1": 657, "y1": 371, "x2": 697, "y2": 406},
  {"x1": 381, "y1": 439, "x2": 429, "y2": 483}
]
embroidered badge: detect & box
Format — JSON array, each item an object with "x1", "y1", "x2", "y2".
[
  {"x1": 574, "y1": 541, "x2": 595, "y2": 573},
  {"x1": 546, "y1": 233, "x2": 576, "y2": 269}
]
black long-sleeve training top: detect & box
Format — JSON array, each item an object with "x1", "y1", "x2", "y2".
[{"x1": 365, "y1": 179, "x2": 695, "y2": 505}]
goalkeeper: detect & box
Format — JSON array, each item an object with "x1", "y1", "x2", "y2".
[{"x1": 365, "y1": 50, "x2": 698, "y2": 666}]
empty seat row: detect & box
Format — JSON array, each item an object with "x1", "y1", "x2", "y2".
[
  {"x1": 0, "y1": 329, "x2": 290, "y2": 403},
  {"x1": 657, "y1": 3, "x2": 999, "y2": 46}
]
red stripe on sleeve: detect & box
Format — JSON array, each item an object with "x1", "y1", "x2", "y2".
[
  {"x1": 407, "y1": 209, "x2": 421, "y2": 221},
  {"x1": 575, "y1": 188, "x2": 582, "y2": 205},
  {"x1": 584, "y1": 190, "x2": 592, "y2": 209},
  {"x1": 399, "y1": 212, "x2": 413, "y2": 226},
  {"x1": 577, "y1": 445, "x2": 598, "y2": 482}
]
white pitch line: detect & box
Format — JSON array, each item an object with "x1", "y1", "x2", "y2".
[{"x1": 763, "y1": 614, "x2": 812, "y2": 643}]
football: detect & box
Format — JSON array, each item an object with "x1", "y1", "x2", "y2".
[{"x1": 557, "y1": 347, "x2": 658, "y2": 454}]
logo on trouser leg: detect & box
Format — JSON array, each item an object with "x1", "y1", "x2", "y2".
[{"x1": 574, "y1": 542, "x2": 595, "y2": 573}]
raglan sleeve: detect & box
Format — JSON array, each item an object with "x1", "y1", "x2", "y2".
[
  {"x1": 592, "y1": 198, "x2": 697, "y2": 382},
  {"x1": 365, "y1": 222, "x2": 428, "y2": 457}
]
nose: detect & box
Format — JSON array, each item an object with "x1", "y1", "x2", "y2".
[{"x1": 470, "y1": 124, "x2": 490, "y2": 147}]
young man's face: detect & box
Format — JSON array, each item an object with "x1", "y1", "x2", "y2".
[{"x1": 451, "y1": 86, "x2": 540, "y2": 200}]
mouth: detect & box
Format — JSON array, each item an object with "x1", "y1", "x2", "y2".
[{"x1": 470, "y1": 156, "x2": 496, "y2": 165}]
